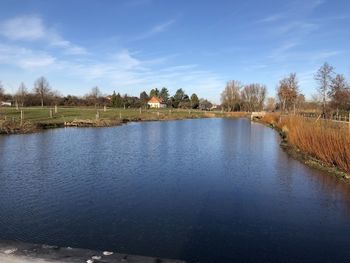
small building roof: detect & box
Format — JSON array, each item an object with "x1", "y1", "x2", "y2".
[{"x1": 148, "y1": 96, "x2": 165, "y2": 104}]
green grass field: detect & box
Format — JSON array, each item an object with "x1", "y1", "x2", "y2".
[
  {"x1": 0, "y1": 106, "x2": 248, "y2": 134},
  {"x1": 0, "y1": 106, "x2": 231, "y2": 124}
]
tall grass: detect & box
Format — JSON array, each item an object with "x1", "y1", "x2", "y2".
[{"x1": 261, "y1": 114, "x2": 350, "y2": 174}]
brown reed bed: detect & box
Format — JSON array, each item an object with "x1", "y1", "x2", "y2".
[{"x1": 260, "y1": 113, "x2": 350, "y2": 175}]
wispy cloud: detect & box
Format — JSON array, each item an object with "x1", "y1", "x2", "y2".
[
  {"x1": 0, "y1": 43, "x2": 56, "y2": 69},
  {"x1": 0, "y1": 15, "x2": 87, "y2": 55},
  {"x1": 0, "y1": 14, "x2": 223, "y2": 100},
  {"x1": 60, "y1": 49, "x2": 223, "y2": 97},
  {"x1": 150, "y1": 19, "x2": 175, "y2": 34},
  {"x1": 130, "y1": 19, "x2": 176, "y2": 41},
  {"x1": 258, "y1": 13, "x2": 286, "y2": 23},
  {"x1": 272, "y1": 21, "x2": 319, "y2": 36},
  {"x1": 0, "y1": 41, "x2": 223, "y2": 100},
  {"x1": 0, "y1": 15, "x2": 45, "y2": 40}
]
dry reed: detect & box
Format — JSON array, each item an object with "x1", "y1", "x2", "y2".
[{"x1": 261, "y1": 114, "x2": 350, "y2": 174}]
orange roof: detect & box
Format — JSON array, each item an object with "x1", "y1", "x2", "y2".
[{"x1": 148, "y1": 96, "x2": 164, "y2": 103}]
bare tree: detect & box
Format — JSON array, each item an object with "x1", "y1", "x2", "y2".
[
  {"x1": 328, "y1": 74, "x2": 349, "y2": 111},
  {"x1": 277, "y1": 73, "x2": 299, "y2": 113},
  {"x1": 241, "y1": 84, "x2": 266, "y2": 112},
  {"x1": 221, "y1": 80, "x2": 242, "y2": 111},
  {"x1": 34, "y1": 77, "x2": 51, "y2": 107},
  {"x1": 51, "y1": 90, "x2": 62, "y2": 106},
  {"x1": 0, "y1": 81, "x2": 4, "y2": 101},
  {"x1": 266, "y1": 97, "x2": 276, "y2": 112},
  {"x1": 16, "y1": 82, "x2": 28, "y2": 107},
  {"x1": 89, "y1": 86, "x2": 102, "y2": 108},
  {"x1": 296, "y1": 94, "x2": 306, "y2": 111},
  {"x1": 314, "y1": 62, "x2": 334, "y2": 113}
]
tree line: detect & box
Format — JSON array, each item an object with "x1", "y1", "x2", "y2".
[
  {"x1": 221, "y1": 81, "x2": 267, "y2": 112},
  {"x1": 221, "y1": 62, "x2": 350, "y2": 114},
  {"x1": 0, "y1": 77, "x2": 213, "y2": 110}
]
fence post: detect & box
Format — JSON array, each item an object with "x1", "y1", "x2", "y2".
[
  {"x1": 21, "y1": 110, "x2": 23, "y2": 125},
  {"x1": 119, "y1": 111, "x2": 122, "y2": 120},
  {"x1": 96, "y1": 110, "x2": 99, "y2": 120},
  {"x1": 104, "y1": 105, "x2": 107, "y2": 112},
  {"x1": 55, "y1": 105, "x2": 58, "y2": 114},
  {"x1": 49, "y1": 109, "x2": 53, "y2": 118}
]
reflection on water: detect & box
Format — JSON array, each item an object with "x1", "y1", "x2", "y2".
[{"x1": 0, "y1": 118, "x2": 350, "y2": 262}]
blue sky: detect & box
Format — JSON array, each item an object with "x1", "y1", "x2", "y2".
[{"x1": 0, "y1": 0, "x2": 349, "y2": 103}]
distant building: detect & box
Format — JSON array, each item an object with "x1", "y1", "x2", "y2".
[
  {"x1": 147, "y1": 96, "x2": 166, "y2": 108},
  {"x1": 1, "y1": 101, "x2": 11, "y2": 107},
  {"x1": 210, "y1": 104, "x2": 217, "y2": 111}
]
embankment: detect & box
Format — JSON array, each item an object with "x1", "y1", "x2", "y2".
[
  {"x1": 257, "y1": 113, "x2": 350, "y2": 180},
  {"x1": 0, "y1": 111, "x2": 248, "y2": 135}
]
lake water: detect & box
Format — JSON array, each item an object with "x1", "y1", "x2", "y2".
[{"x1": 1, "y1": 118, "x2": 350, "y2": 262}]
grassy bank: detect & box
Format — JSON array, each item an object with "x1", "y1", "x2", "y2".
[
  {"x1": 0, "y1": 106, "x2": 247, "y2": 134},
  {"x1": 260, "y1": 113, "x2": 350, "y2": 178}
]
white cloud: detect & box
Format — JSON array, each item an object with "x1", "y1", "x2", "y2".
[
  {"x1": 258, "y1": 13, "x2": 286, "y2": 23},
  {"x1": 130, "y1": 19, "x2": 176, "y2": 41},
  {"x1": 19, "y1": 55, "x2": 56, "y2": 68},
  {"x1": 0, "y1": 15, "x2": 45, "y2": 40},
  {"x1": 48, "y1": 48, "x2": 223, "y2": 101},
  {"x1": 0, "y1": 15, "x2": 87, "y2": 55},
  {"x1": 49, "y1": 36, "x2": 87, "y2": 55},
  {"x1": 113, "y1": 49, "x2": 141, "y2": 69},
  {"x1": 0, "y1": 16, "x2": 222, "y2": 101},
  {"x1": 0, "y1": 43, "x2": 56, "y2": 69},
  {"x1": 150, "y1": 19, "x2": 175, "y2": 34}
]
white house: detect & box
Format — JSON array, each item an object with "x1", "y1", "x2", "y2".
[
  {"x1": 147, "y1": 96, "x2": 166, "y2": 108},
  {"x1": 1, "y1": 101, "x2": 11, "y2": 106}
]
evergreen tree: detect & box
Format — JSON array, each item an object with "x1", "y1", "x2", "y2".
[
  {"x1": 111, "y1": 91, "x2": 117, "y2": 107},
  {"x1": 159, "y1": 87, "x2": 169, "y2": 102},
  {"x1": 149, "y1": 88, "x2": 159, "y2": 98},
  {"x1": 190, "y1": 93, "x2": 199, "y2": 109}
]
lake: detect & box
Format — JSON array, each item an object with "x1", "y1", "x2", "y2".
[{"x1": 1, "y1": 118, "x2": 350, "y2": 262}]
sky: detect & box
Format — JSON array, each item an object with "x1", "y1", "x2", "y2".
[{"x1": 0, "y1": 0, "x2": 349, "y2": 103}]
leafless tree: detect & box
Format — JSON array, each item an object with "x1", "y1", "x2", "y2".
[
  {"x1": 16, "y1": 82, "x2": 28, "y2": 107},
  {"x1": 221, "y1": 80, "x2": 242, "y2": 111},
  {"x1": 314, "y1": 62, "x2": 334, "y2": 113},
  {"x1": 328, "y1": 74, "x2": 349, "y2": 111},
  {"x1": 241, "y1": 84, "x2": 266, "y2": 112},
  {"x1": 34, "y1": 77, "x2": 51, "y2": 107},
  {"x1": 88, "y1": 86, "x2": 102, "y2": 108},
  {"x1": 295, "y1": 94, "x2": 306, "y2": 111},
  {"x1": 266, "y1": 97, "x2": 276, "y2": 112},
  {"x1": 0, "y1": 81, "x2": 4, "y2": 101},
  {"x1": 277, "y1": 73, "x2": 299, "y2": 113},
  {"x1": 51, "y1": 90, "x2": 62, "y2": 106}
]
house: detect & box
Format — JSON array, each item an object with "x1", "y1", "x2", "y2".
[
  {"x1": 1, "y1": 101, "x2": 11, "y2": 107},
  {"x1": 147, "y1": 96, "x2": 166, "y2": 108}
]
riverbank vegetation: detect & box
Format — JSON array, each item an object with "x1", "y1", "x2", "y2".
[
  {"x1": 219, "y1": 61, "x2": 350, "y2": 176},
  {"x1": 260, "y1": 113, "x2": 350, "y2": 176}
]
